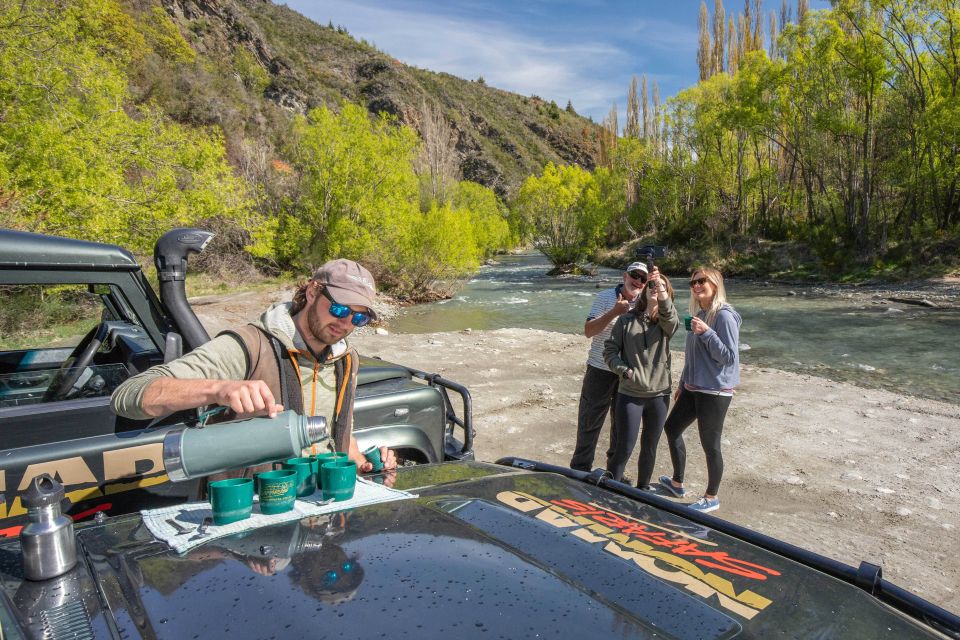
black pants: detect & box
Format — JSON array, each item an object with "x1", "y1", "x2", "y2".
[
  {"x1": 570, "y1": 365, "x2": 619, "y2": 471},
  {"x1": 607, "y1": 393, "x2": 670, "y2": 484},
  {"x1": 663, "y1": 388, "x2": 732, "y2": 496}
]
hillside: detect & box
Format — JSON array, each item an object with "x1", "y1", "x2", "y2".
[{"x1": 146, "y1": 0, "x2": 601, "y2": 196}]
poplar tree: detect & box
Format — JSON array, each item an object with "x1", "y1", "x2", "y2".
[
  {"x1": 712, "y1": 0, "x2": 726, "y2": 75},
  {"x1": 641, "y1": 75, "x2": 651, "y2": 139},
  {"x1": 752, "y1": 0, "x2": 764, "y2": 52},
  {"x1": 598, "y1": 104, "x2": 618, "y2": 168},
  {"x1": 698, "y1": 1, "x2": 711, "y2": 81},
  {"x1": 769, "y1": 10, "x2": 778, "y2": 60},
  {"x1": 625, "y1": 76, "x2": 641, "y2": 139},
  {"x1": 727, "y1": 17, "x2": 739, "y2": 73},
  {"x1": 652, "y1": 82, "x2": 662, "y2": 156}
]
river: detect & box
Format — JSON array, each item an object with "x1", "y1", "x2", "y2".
[{"x1": 390, "y1": 252, "x2": 959, "y2": 404}]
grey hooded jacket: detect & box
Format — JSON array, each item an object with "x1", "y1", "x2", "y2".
[{"x1": 679, "y1": 303, "x2": 741, "y2": 391}]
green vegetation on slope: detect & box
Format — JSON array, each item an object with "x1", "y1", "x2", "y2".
[{"x1": 0, "y1": 0, "x2": 518, "y2": 298}]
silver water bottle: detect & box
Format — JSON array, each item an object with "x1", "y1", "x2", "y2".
[{"x1": 20, "y1": 474, "x2": 77, "y2": 581}]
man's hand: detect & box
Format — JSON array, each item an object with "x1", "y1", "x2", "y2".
[
  {"x1": 356, "y1": 446, "x2": 398, "y2": 473},
  {"x1": 378, "y1": 470, "x2": 398, "y2": 488},
  {"x1": 612, "y1": 293, "x2": 631, "y2": 315},
  {"x1": 349, "y1": 437, "x2": 398, "y2": 473},
  {"x1": 211, "y1": 380, "x2": 283, "y2": 418},
  {"x1": 140, "y1": 377, "x2": 283, "y2": 418}
]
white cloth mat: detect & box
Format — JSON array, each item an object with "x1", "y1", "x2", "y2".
[{"x1": 142, "y1": 477, "x2": 417, "y2": 554}]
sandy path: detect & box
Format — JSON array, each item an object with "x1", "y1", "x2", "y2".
[{"x1": 193, "y1": 295, "x2": 960, "y2": 612}]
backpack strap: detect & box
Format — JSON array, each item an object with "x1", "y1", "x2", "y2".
[
  {"x1": 331, "y1": 347, "x2": 360, "y2": 453},
  {"x1": 265, "y1": 332, "x2": 303, "y2": 415}
]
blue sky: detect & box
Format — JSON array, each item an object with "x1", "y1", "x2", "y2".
[{"x1": 283, "y1": 0, "x2": 829, "y2": 123}]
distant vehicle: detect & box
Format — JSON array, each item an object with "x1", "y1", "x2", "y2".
[
  {"x1": 1, "y1": 458, "x2": 957, "y2": 639},
  {"x1": 0, "y1": 228, "x2": 473, "y2": 537}
]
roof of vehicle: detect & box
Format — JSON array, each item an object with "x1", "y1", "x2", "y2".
[
  {"x1": 0, "y1": 229, "x2": 139, "y2": 270},
  {"x1": 4, "y1": 461, "x2": 950, "y2": 640}
]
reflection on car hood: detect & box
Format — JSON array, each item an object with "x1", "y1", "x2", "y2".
[{"x1": 0, "y1": 462, "x2": 945, "y2": 639}]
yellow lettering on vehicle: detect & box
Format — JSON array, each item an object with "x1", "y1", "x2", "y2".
[
  {"x1": 2, "y1": 446, "x2": 170, "y2": 528},
  {"x1": 570, "y1": 528, "x2": 608, "y2": 544},
  {"x1": 103, "y1": 444, "x2": 164, "y2": 481},
  {"x1": 17, "y1": 457, "x2": 97, "y2": 490},
  {"x1": 496, "y1": 492, "x2": 776, "y2": 621},
  {"x1": 1, "y1": 497, "x2": 24, "y2": 519},
  {"x1": 534, "y1": 509, "x2": 578, "y2": 528},
  {"x1": 1, "y1": 474, "x2": 170, "y2": 523},
  {"x1": 605, "y1": 541, "x2": 761, "y2": 619},
  {"x1": 496, "y1": 491, "x2": 551, "y2": 512}
]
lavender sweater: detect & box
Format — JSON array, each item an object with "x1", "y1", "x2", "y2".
[{"x1": 679, "y1": 304, "x2": 741, "y2": 391}]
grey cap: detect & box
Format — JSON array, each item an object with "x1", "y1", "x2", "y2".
[
  {"x1": 312, "y1": 259, "x2": 378, "y2": 319},
  {"x1": 625, "y1": 261, "x2": 649, "y2": 274}
]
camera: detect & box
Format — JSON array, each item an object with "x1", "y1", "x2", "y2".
[{"x1": 635, "y1": 245, "x2": 668, "y2": 289}]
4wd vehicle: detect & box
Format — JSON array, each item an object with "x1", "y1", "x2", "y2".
[
  {"x1": 0, "y1": 228, "x2": 472, "y2": 537},
  {"x1": 0, "y1": 457, "x2": 957, "y2": 639}
]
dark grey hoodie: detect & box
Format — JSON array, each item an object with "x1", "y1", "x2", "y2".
[{"x1": 603, "y1": 295, "x2": 679, "y2": 397}]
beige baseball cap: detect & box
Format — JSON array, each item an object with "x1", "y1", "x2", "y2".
[{"x1": 312, "y1": 259, "x2": 378, "y2": 319}]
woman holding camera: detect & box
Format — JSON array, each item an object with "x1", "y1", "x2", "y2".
[
  {"x1": 603, "y1": 267, "x2": 679, "y2": 486},
  {"x1": 658, "y1": 267, "x2": 741, "y2": 513}
]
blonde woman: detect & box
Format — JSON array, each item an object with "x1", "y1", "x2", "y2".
[
  {"x1": 603, "y1": 267, "x2": 678, "y2": 486},
  {"x1": 658, "y1": 267, "x2": 741, "y2": 513}
]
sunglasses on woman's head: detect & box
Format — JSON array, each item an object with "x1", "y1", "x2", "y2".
[
  {"x1": 689, "y1": 277, "x2": 709, "y2": 288},
  {"x1": 628, "y1": 270, "x2": 647, "y2": 282},
  {"x1": 320, "y1": 288, "x2": 372, "y2": 327}
]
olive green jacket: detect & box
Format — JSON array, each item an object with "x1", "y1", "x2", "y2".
[{"x1": 603, "y1": 296, "x2": 679, "y2": 398}]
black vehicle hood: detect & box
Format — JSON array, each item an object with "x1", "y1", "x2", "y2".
[{"x1": 1, "y1": 463, "x2": 945, "y2": 639}]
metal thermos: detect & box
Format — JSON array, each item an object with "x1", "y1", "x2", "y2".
[
  {"x1": 20, "y1": 474, "x2": 77, "y2": 581},
  {"x1": 163, "y1": 410, "x2": 329, "y2": 482}
]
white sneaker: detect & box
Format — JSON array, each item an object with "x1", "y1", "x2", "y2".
[{"x1": 688, "y1": 496, "x2": 720, "y2": 513}]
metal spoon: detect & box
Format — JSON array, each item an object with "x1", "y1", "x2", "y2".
[
  {"x1": 188, "y1": 517, "x2": 213, "y2": 542},
  {"x1": 166, "y1": 518, "x2": 195, "y2": 536}
]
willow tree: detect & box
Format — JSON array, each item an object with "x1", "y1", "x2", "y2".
[
  {"x1": 285, "y1": 103, "x2": 421, "y2": 267},
  {"x1": 513, "y1": 163, "x2": 608, "y2": 268}
]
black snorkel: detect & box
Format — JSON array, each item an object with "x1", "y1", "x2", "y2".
[{"x1": 154, "y1": 228, "x2": 214, "y2": 352}]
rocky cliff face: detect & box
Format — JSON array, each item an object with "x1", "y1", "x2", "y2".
[{"x1": 157, "y1": 0, "x2": 601, "y2": 196}]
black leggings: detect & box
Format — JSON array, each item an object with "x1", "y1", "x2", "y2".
[
  {"x1": 607, "y1": 393, "x2": 669, "y2": 484},
  {"x1": 663, "y1": 388, "x2": 732, "y2": 496}
]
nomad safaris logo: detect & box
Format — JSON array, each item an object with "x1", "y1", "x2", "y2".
[
  {"x1": 0, "y1": 444, "x2": 167, "y2": 537},
  {"x1": 496, "y1": 491, "x2": 780, "y2": 620}
]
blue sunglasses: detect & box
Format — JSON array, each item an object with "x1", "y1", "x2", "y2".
[
  {"x1": 322, "y1": 560, "x2": 356, "y2": 586},
  {"x1": 321, "y1": 288, "x2": 372, "y2": 327}
]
